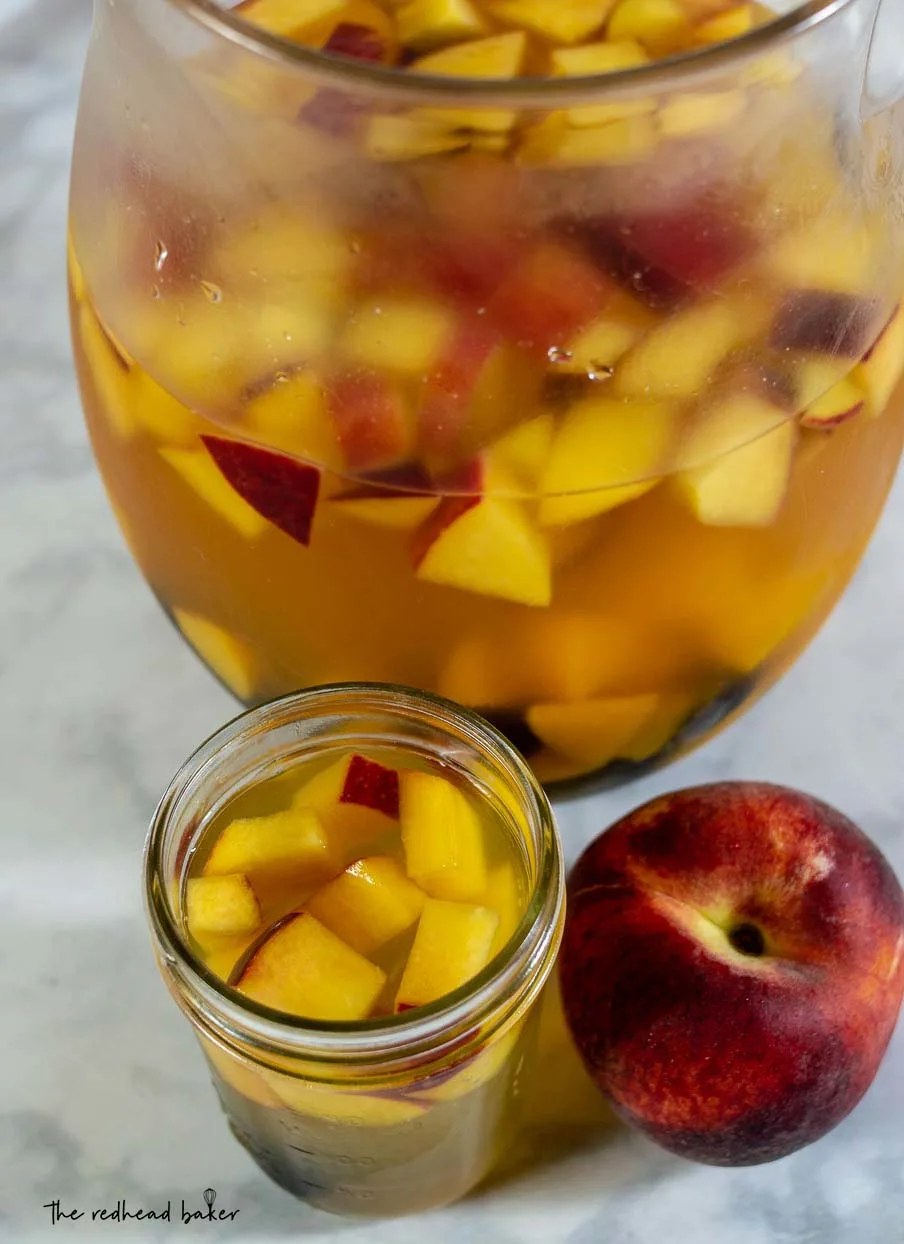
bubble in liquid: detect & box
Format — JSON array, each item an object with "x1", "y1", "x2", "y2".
[
  {"x1": 587, "y1": 361, "x2": 614, "y2": 382},
  {"x1": 547, "y1": 346, "x2": 573, "y2": 365},
  {"x1": 201, "y1": 280, "x2": 223, "y2": 304},
  {"x1": 154, "y1": 240, "x2": 169, "y2": 272}
]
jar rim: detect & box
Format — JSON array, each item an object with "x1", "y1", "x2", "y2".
[
  {"x1": 144, "y1": 682, "x2": 565, "y2": 1067},
  {"x1": 164, "y1": 0, "x2": 850, "y2": 103}
]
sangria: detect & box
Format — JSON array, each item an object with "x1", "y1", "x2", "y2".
[
  {"x1": 70, "y1": 0, "x2": 904, "y2": 785},
  {"x1": 144, "y1": 684, "x2": 564, "y2": 1215}
]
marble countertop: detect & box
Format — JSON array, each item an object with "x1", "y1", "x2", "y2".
[{"x1": 3, "y1": 1, "x2": 904, "y2": 1240}]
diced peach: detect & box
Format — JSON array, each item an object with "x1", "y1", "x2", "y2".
[
  {"x1": 395, "y1": 0, "x2": 487, "y2": 51},
  {"x1": 342, "y1": 297, "x2": 454, "y2": 376},
  {"x1": 527, "y1": 694, "x2": 661, "y2": 769},
  {"x1": 409, "y1": 32, "x2": 527, "y2": 134},
  {"x1": 769, "y1": 290, "x2": 883, "y2": 358},
  {"x1": 519, "y1": 113, "x2": 659, "y2": 167},
  {"x1": 764, "y1": 216, "x2": 882, "y2": 295},
  {"x1": 204, "y1": 806, "x2": 339, "y2": 896},
  {"x1": 172, "y1": 610, "x2": 258, "y2": 700},
  {"x1": 159, "y1": 448, "x2": 268, "y2": 539},
  {"x1": 485, "y1": 414, "x2": 555, "y2": 489},
  {"x1": 322, "y1": 18, "x2": 395, "y2": 62},
  {"x1": 607, "y1": 0, "x2": 690, "y2": 53},
  {"x1": 130, "y1": 372, "x2": 196, "y2": 446},
  {"x1": 236, "y1": 912, "x2": 387, "y2": 1020},
  {"x1": 491, "y1": 0, "x2": 615, "y2": 43},
  {"x1": 395, "y1": 899, "x2": 499, "y2": 1009},
  {"x1": 235, "y1": 0, "x2": 346, "y2": 39},
  {"x1": 364, "y1": 114, "x2": 471, "y2": 160},
  {"x1": 244, "y1": 370, "x2": 342, "y2": 467},
  {"x1": 400, "y1": 769, "x2": 488, "y2": 902},
  {"x1": 325, "y1": 372, "x2": 411, "y2": 470},
  {"x1": 550, "y1": 37, "x2": 648, "y2": 75},
  {"x1": 621, "y1": 691, "x2": 698, "y2": 761},
  {"x1": 417, "y1": 320, "x2": 501, "y2": 458},
  {"x1": 200, "y1": 435, "x2": 321, "y2": 547},
  {"x1": 675, "y1": 394, "x2": 796, "y2": 526},
  {"x1": 485, "y1": 861, "x2": 522, "y2": 956},
  {"x1": 559, "y1": 297, "x2": 654, "y2": 375},
  {"x1": 539, "y1": 397, "x2": 674, "y2": 526},
  {"x1": 693, "y1": 3, "x2": 756, "y2": 42},
  {"x1": 332, "y1": 464, "x2": 439, "y2": 530},
  {"x1": 657, "y1": 89, "x2": 746, "y2": 136},
  {"x1": 490, "y1": 241, "x2": 610, "y2": 354},
  {"x1": 216, "y1": 206, "x2": 350, "y2": 297},
  {"x1": 308, "y1": 856, "x2": 427, "y2": 956},
  {"x1": 854, "y1": 305, "x2": 904, "y2": 415},
  {"x1": 293, "y1": 752, "x2": 400, "y2": 859},
  {"x1": 413, "y1": 491, "x2": 551, "y2": 607},
  {"x1": 186, "y1": 874, "x2": 262, "y2": 940},
  {"x1": 797, "y1": 360, "x2": 865, "y2": 428},
  {"x1": 615, "y1": 298, "x2": 761, "y2": 399}
]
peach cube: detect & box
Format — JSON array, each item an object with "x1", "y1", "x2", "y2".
[
  {"x1": 173, "y1": 610, "x2": 257, "y2": 701},
  {"x1": 395, "y1": 899, "x2": 499, "y2": 1009},
  {"x1": 236, "y1": 913, "x2": 386, "y2": 1020},
  {"x1": 186, "y1": 874, "x2": 262, "y2": 939},
  {"x1": 307, "y1": 856, "x2": 427, "y2": 956},
  {"x1": 293, "y1": 752, "x2": 399, "y2": 859},
  {"x1": 400, "y1": 770, "x2": 488, "y2": 902},
  {"x1": 204, "y1": 806, "x2": 339, "y2": 895}
]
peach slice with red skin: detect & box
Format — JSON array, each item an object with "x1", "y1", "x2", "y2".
[
  {"x1": 489, "y1": 241, "x2": 611, "y2": 355},
  {"x1": 395, "y1": 899, "x2": 499, "y2": 1010},
  {"x1": 797, "y1": 360, "x2": 865, "y2": 429},
  {"x1": 418, "y1": 320, "x2": 502, "y2": 458},
  {"x1": 201, "y1": 436, "x2": 321, "y2": 546},
  {"x1": 769, "y1": 291, "x2": 884, "y2": 357},
  {"x1": 236, "y1": 912, "x2": 387, "y2": 1020},
  {"x1": 325, "y1": 371, "x2": 411, "y2": 470},
  {"x1": 400, "y1": 769, "x2": 488, "y2": 902},
  {"x1": 332, "y1": 463, "x2": 439, "y2": 530},
  {"x1": 308, "y1": 856, "x2": 427, "y2": 956},
  {"x1": 293, "y1": 752, "x2": 400, "y2": 860}
]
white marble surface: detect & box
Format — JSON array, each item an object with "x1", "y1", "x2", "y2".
[{"x1": 3, "y1": 1, "x2": 904, "y2": 1240}]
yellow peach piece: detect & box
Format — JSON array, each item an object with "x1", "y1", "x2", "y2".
[
  {"x1": 334, "y1": 493, "x2": 439, "y2": 530},
  {"x1": 396, "y1": 899, "x2": 499, "y2": 1009},
  {"x1": 675, "y1": 396, "x2": 797, "y2": 527},
  {"x1": 186, "y1": 874, "x2": 262, "y2": 939},
  {"x1": 614, "y1": 299, "x2": 759, "y2": 400},
  {"x1": 416, "y1": 497, "x2": 552, "y2": 607},
  {"x1": 538, "y1": 114, "x2": 660, "y2": 166},
  {"x1": 130, "y1": 372, "x2": 196, "y2": 446},
  {"x1": 172, "y1": 610, "x2": 258, "y2": 701},
  {"x1": 365, "y1": 114, "x2": 471, "y2": 160},
  {"x1": 342, "y1": 298, "x2": 453, "y2": 375},
  {"x1": 237, "y1": 912, "x2": 387, "y2": 1020},
  {"x1": 607, "y1": 0, "x2": 690, "y2": 54},
  {"x1": 235, "y1": 0, "x2": 346, "y2": 38},
  {"x1": 217, "y1": 207, "x2": 350, "y2": 295},
  {"x1": 855, "y1": 306, "x2": 904, "y2": 416},
  {"x1": 485, "y1": 414, "x2": 555, "y2": 490},
  {"x1": 527, "y1": 694, "x2": 661, "y2": 769},
  {"x1": 539, "y1": 398, "x2": 675, "y2": 526},
  {"x1": 657, "y1": 89, "x2": 746, "y2": 136},
  {"x1": 692, "y1": 2, "x2": 755, "y2": 43},
  {"x1": 292, "y1": 752, "x2": 398, "y2": 859},
  {"x1": 797, "y1": 360, "x2": 865, "y2": 428},
  {"x1": 410, "y1": 32, "x2": 527, "y2": 133},
  {"x1": 78, "y1": 305, "x2": 136, "y2": 438},
  {"x1": 264, "y1": 1074, "x2": 426, "y2": 1124},
  {"x1": 244, "y1": 370, "x2": 342, "y2": 466},
  {"x1": 491, "y1": 0, "x2": 615, "y2": 44},
  {"x1": 550, "y1": 37, "x2": 649, "y2": 74},
  {"x1": 204, "y1": 806, "x2": 339, "y2": 895},
  {"x1": 561, "y1": 301, "x2": 653, "y2": 375},
  {"x1": 765, "y1": 215, "x2": 882, "y2": 295},
  {"x1": 160, "y1": 448, "x2": 268, "y2": 539},
  {"x1": 400, "y1": 770, "x2": 488, "y2": 902},
  {"x1": 307, "y1": 856, "x2": 427, "y2": 956},
  {"x1": 395, "y1": 0, "x2": 487, "y2": 51}
]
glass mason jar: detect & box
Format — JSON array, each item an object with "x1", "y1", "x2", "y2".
[
  {"x1": 144, "y1": 684, "x2": 565, "y2": 1217},
  {"x1": 71, "y1": 0, "x2": 904, "y2": 792}
]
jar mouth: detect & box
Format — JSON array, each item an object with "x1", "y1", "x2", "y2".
[
  {"x1": 144, "y1": 682, "x2": 564, "y2": 1064},
  {"x1": 169, "y1": 0, "x2": 849, "y2": 102}
]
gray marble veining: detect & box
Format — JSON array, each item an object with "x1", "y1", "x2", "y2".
[{"x1": 2, "y1": 2, "x2": 903, "y2": 1240}]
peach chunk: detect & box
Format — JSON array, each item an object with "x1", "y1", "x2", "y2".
[
  {"x1": 186, "y1": 874, "x2": 261, "y2": 940},
  {"x1": 675, "y1": 395, "x2": 796, "y2": 527},
  {"x1": 413, "y1": 491, "x2": 551, "y2": 607},
  {"x1": 204, "y1": 806, "x2": 339, "y2": 897},
  {"x1": 607, "y1": 0, "x2": 690, "y2": 52},
  {"x1": 409, "y1": 32, "x2": 527, "y2": 134},
  {"x1": 395, "y1": 899, "x2": 499, "y2": 1010},
  {"x1": 308, "y1": 856, "x2": 427, "y2": 956},
  {"x1": 485, "y1": 861, "x2": 523, "y2": 956},
  {"x1": 173, "y1": 610, "x2": 258, "y2": 701},
  {"x1": 293, "y1": 752, "x2": 400, "y2": 859},
  {"x1": 244, "y1": 370, "x2": 342, "y2": 467},
  {"x1": 489, "y1": 241, "x2": 610, "y2": 353},
  {"x1": 325, "y1": 371, "x2": 411, "y2": 470},
  {"x1": 539, "y1": 397, "x2": 675, "y2": 526},
  {"x1": 235, "y1": 0, "x2": 345, "y2": 39},
  {"x1": 527, "y1": 694, "x2": 661, "y2": 770},
  {"x1": 485, "y1": 414, "x2": 555, "y2": 490},
  {"x1": 491, "y1": 0, "x2": 614, "y2": 43},
  {"x1": 855, "y1": 305, "x2": 904, "y2": 416},
  {"x1": 797, "y1": 360, "x2": 865, "y2": 429},
  {"x1": 200, "y1": 436, "x2": 321, "y2": 548},
  {"x1": 236, "y1": 913, "x2": 386, "y2": 1020},
  {"x1": 342, "y1": 297, "x2": 454, "y2": 375},
  {"x1": 400, "y1": 770, "x2": 488, "y2": 902},
  {"x1": 160, "y1": 447, "x2": 269, "y2": 539},
  {"x1": 395, "y1": 0, "x2": 487, "y2": 51},
  {"x1": 332, "y1": 463, "x2": 438, "y2": 530}
]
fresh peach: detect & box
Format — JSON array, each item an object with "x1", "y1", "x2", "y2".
[{"x1": 560, "y1": 783, "x2": 904, "y2": 1164}]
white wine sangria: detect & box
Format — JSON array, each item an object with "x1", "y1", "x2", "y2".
[{"x1": 71, "y1": 0, "x2": 904, "y2": 787}]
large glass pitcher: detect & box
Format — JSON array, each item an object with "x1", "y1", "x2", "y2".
[{"x1": 69, "y1": 0, "x2": 904, "y2": 790}]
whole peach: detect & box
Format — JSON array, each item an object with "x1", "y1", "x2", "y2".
[{"x1": 559, "y1": 782, "x2": 904, "y2": 1165}]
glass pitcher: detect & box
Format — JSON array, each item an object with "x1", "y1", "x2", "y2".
[{"x1": 69, "y1": 0, "x2": 904, "y2": 791}]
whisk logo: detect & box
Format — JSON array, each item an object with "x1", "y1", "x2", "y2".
[
  {"x1": 181, "y1": 1188, "x2": 240, "y2": 1224},
  {"x1": 42, "y1": 1186, "x2": 240, "y2": 1227}
]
